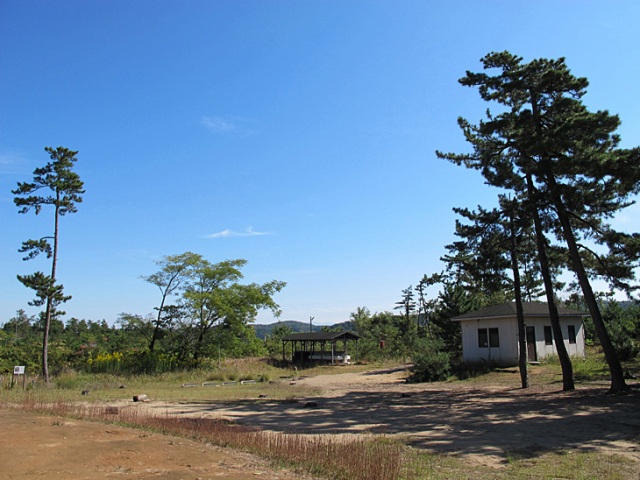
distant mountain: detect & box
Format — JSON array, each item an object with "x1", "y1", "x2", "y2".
[
  {"x1": 253, "y1": 320, "x2": 321, "y2": 339},
  {"x1": 253, "y1": 320, "x2": 355, "y2": 339},
  {"x1": 329, "y1": 320, "x2": 355, "y2": 331}
]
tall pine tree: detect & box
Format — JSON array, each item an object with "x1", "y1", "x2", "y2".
[
  {"x1": 438, "y1": 52, "x2": 640, "y2": 393},
  {"x1": 13, "y1": 147, "x2": 85, "y2": 382}
]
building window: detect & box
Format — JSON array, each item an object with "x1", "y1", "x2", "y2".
[
  {"x1": 478, "y1": 328, "x2": 499, "y2": 348},
  {"x1": 544, "y1": 326, "x2": 553, "y2": 345},
  {"x1": 568, "y1": 325, "x2": 576, "y2": 344},
  {"x1": 478, "y1": 328, "x2": 488, "y2": 348},
  {"x1": 489, "y1": 328, "x2": 500, "y2": 348}
]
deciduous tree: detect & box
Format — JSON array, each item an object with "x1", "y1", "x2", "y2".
[
  {"x1": 142, "y1": 252, "x2": 201, "y2": 352},
  {"x1": 179, "y1": 257, "x2": 285, "y2": 364}
]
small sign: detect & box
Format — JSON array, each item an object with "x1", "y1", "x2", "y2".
[{"x1": 13, "y1": 366, "x2": 25, "y2": 375}]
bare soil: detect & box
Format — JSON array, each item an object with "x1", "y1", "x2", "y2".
[
  {"x1": 0, "y1": 409, "x2": 311, "y2": 480},
  {"x1": 2, "y1": 366, "x2": 639, "y2": 477}
]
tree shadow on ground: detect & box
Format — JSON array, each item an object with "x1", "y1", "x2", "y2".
[{"x1": 150, "y1": 383, "x2": 640, "y2": 461}]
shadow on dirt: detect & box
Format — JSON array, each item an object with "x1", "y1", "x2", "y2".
[{"x1": 150, "y1": 383, "x2": 640, "y2": 460}]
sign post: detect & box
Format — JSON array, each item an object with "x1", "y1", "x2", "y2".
[{"x1": 12, "y1": 366, "x2": 26, "y2": 390}]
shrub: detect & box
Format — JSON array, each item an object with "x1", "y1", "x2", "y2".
[{"x1": 407, "y1": 350, "x2": 451, "y2": 383}]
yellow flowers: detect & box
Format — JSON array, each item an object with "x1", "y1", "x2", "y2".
[{"x1": 86, "y1": 351, "x2": 123, "y2": 372}]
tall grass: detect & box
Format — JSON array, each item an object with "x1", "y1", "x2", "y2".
[
  {"x1": 7, "y1": 396, "x2": 406, "y2": 480},
  {"x1": 543, "y1": 352, "x2": 611, "y2": 383}
]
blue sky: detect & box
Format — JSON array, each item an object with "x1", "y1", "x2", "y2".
[{"x1": 1, "y1": 1, "x2": 639, "y2": 326}]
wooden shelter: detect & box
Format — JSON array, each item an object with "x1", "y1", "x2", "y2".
[{"x1": 282, "y1": 331, "x2": 360, "y2": 364}]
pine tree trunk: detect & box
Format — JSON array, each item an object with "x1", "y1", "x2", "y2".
[
  {"x1": 42, "y1": 298, "x2": 51, "y2": 383},
  {"x1": 43, "y1": 200, "x2": 61, "y2": 384},
  {"x1": 509, "y1": 213, "x2": 528, "y2": 388},
  {"x1": 545, "y1": 175, "x2": 629, "y2": 393},
  {"x1": 526, "y1": 174, "x2": 574, "y2": 390}
]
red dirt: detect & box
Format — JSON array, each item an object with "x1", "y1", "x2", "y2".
[{"x1": 0, "y1": 409, "x2": 312, "y2": 479}]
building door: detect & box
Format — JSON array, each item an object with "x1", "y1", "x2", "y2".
[{"x1": 526, "y1": 326, "x2": 537, "y2": 361}]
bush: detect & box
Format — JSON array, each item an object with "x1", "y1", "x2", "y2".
[{"x1": 407, "y1": 350, "x2": 451, "y2": 383}]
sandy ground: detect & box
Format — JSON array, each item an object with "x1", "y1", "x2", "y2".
[
  {"x1": 145, "y1": 366, "x2": 640, "y2": 467},
  {"x1": 2, "y1": 366, "x2": 639, "y2": 477}
]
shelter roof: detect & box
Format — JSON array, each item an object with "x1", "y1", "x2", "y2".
[
  {"x1": 282, "y1": 331, "x2": 360, "y2": 342},
  {"x1": 451, "y1": 302, "x2": 588, "y2": 322}
]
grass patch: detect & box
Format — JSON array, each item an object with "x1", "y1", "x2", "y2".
[
  {"x1": 401, "y1": 448, "x2": 636, "y2": 480},
  {"x1": 0, "y1": 359, "x2": 320, "y2": 404}
]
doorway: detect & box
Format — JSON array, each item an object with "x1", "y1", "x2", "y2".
[{"x1": 526, "y1": 326, "x2": 537, "y2": 361}]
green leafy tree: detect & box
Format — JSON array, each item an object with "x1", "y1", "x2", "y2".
[
  {"x1": 0, "y1": 310, "x2": 40, "y2": 373},
  {"x1": 415, "y1": 278, "x2": 434, "y2": 336},
  {"x1": 438, "y1": 52, "x2": 640, "y2": 393},
  {"x1": 13, "y1": 147, "x2": 84, "y2": 382},
  {"x1": 350, "y1": 307, "x2": 409, "y2": 361},
  {"x1": 116, "y1": 313, "x2": 156, "y2": 349},
  {"x1": 177, "y1": 257, "x2": 286, "y2": 364},
  {"x1": 265, "y1": 322, "x2": 293, "y2": 358},
  {"x1": 142, "y1": 252, "x2": 201, "y2": 352}
]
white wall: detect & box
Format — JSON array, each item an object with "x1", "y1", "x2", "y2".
[
  {"x1": 460, "y1": 317, "x2": 518, "y2": 364},
  {"x1": 459, "y1": 315, "x2": 585, "y2": 365},
  {"x1": 526, "y1": 316, "x2": 585, "y2": 360}
]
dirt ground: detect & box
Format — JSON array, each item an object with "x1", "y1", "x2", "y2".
[
  {"x1": 0, "y1": 409, "x2": 314, "y2": 480},
  {"x1": 145, "y1": 367, "x2": 640, "y2": 467},
  {"x1": 2, "y1": 366, "x2": 639, "y2": 478}
]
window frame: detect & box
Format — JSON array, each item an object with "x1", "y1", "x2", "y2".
[
  {"x1": 568, "y1": 325, "x2": 576, "y2": 344},
  {"x1": 478, "y1": 328, "x2": 488, "y2": 348},
  {"x1": 489, "y1": 327, "x2": 500, "y2": 348},
  {"x1": 478, "y1": 327, "x2": 499, "y2": 348}
]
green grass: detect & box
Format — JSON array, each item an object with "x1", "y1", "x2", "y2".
[
  {"x1": 0, "y1": 359, "x2": 406, "y2": 406},
  {"x1": 0, "y1": 358, "x2": 320, "y2": 404},
  {"x1": 402, "y1": 449, "x2": 636, "y2": 480},
  {"x1": 450, "y1": 347, "x2": 640, "y2": 388}
]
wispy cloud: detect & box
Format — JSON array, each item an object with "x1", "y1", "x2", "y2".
[
  {"x1": 201, "y1": 115, "x2": 258, "y2": 135},
  {"x1": 201, "y1": 115, "x2": 236, "y2": 133},
  {"x1": 0, "y1": 150, "x2": 29, "y2": 175},
  {"x1": 205, "y1": 226, "x2": 271, "y2": 239}
]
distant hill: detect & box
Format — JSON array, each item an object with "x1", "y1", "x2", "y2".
[
  {"x1": 253, "y1": 320, "x2": 355, "y2": 339},
  {"x1": 329, "y1": 320, "x2": 354, "y2": 331},
  {"x1": 253, "y1": 320, "x2": 321, "y2": 339}
]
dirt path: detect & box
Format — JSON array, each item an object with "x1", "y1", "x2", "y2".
[{"x1": 145, "y1": 366, "x2": 640, "y2": 466}]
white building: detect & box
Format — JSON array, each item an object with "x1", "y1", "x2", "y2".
[{"x1": 451, "y1": 302, "x2": 587, "y2": 365}]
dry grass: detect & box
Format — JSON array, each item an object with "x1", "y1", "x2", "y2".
[{"x1": 8, "y1": 396, "x2": 408, "y2": 480}]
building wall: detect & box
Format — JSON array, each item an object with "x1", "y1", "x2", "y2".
[
  {"x1": 459, "y1": 315, "x2": 585, "y2": 365},
  {"x1": 460, "y1": 317, "x2": 518, "y2": 364},
  {"x1": 525, "y1": 316, "x2": 585, "y2": 360}
]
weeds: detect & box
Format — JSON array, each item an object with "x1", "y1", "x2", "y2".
[{"x1": 6, "y1": 397, "x2": 408, "y2": 480}]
